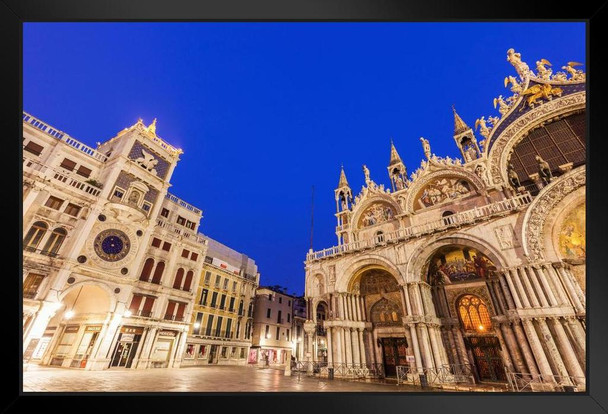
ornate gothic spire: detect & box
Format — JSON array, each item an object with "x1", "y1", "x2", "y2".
[
  {"x1": 389, "y1": 139, "x2": 403, "y2": 166},
  {"x1": 452, "y1": 105, "x2": 470, "y2": 135},
  {"x1": 337, "y1": 165, "x2": 349, "y2": 188}
]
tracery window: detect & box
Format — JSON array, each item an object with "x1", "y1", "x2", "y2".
[
  {"x1": 457, "y1": 294, "x2": 492, "y2": 332},
  {"x1": 23, "y1": 221, "x2": 48, "y2": 251},
  {"x1": 41, "y1": 227, "x2": 67, "y2": 256}
]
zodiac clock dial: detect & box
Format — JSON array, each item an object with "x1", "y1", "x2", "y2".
[{"x1": 93, "y1": 229, "x2": 131, "y2": 262}]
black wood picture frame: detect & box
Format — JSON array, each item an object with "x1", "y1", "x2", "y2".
[{"x1": 5, "y1": 1, "x2": 606, "y2": 413}]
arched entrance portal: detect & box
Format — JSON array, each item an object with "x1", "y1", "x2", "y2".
[
  {"x1": 426, "y1": 245, "x2": 507, "y2": 383},
  {"x1": 354, "y1": 267, "x2": 409, "y2": 377},
  {"x1": 46, "y1": 283, "x2": 112, "y2": 369}
]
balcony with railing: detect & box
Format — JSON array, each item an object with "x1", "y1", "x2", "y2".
[
  {"x1": 165, "y1": 193, "x2": 202, "y2": 215},
  {"x1": 23, "y1": 111, "x2": 108, "y2": 162},
  {"x1": 307, "y1": 192, "x2": 533, "y2": 262},
  {"x1": 155, "y1": 218, "x2": 206, "y2": 244},
  {"x1": 23, "y1": 157, "x2": 103, "y2": 198}
]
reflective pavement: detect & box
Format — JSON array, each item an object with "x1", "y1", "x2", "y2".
[{"x1": 22, "y1": 364, "x2": 435, "y2": 393}]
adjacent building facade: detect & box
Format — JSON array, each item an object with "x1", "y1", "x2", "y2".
[
  {"x1": 250, "y1": 287, "x2": 297, "y2": 367},
  {"x1": 22, "y1": 113, "x2": 212, "y2": 370},
  {"x1": 303, "y1": 49, "x2": 586, "y2": 391},
  {"x1": 182, "y1": 237, "x2": 259, "y2": 366}
]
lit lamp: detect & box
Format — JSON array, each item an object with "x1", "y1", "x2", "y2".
[
  {"x1": 124, "y1": 310, "x2": 133, "y2": 317},
  {"x1": 63, "y1": 285, "x2": 84, "y2": 320},
  {"x1": 193, "y1": 322, "x2": 201, "y2": 329},
  {"x1": 477, "y1": 324, "x2": 485, "y2": 331}
]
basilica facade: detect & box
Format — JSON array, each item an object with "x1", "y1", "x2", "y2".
[{"x1": 303, "y1": 49, "x2": 586, "y2": 391}]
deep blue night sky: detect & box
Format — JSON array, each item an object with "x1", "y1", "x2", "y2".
[{"x1": 23, "y1": 23, "x2": 585, "y2": 296}]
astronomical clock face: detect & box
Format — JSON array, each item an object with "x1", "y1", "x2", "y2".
[{"x1": 93, "y1": 229, "x2": 131, "y2": 262}]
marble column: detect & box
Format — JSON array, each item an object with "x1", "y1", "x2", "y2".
[
  {"x1": 414, "y1": 284, "x2": 425, "y2": 315},
  {"x1": 521, "y1": 319, "x2": 554, "y2": 379},
  {"x1": 544, "y1": 264, "x2": 570, "y2": 306},
  {"x1": 563, "y1": 265, "x2": 585, "y2": 306},
  {"x1": 534, "y1": 265, "x2": 558, "y2": 306},
  {"x1": 536, "y1": 318, "x2": 570, "y2": 380},
  {"x1": 500, "y1": 323, "x2": 526, "y2": 373},
  {"x1": 498, "y1": 273, "x2": 516, "y2": 310},
  {"x1": 494, "y1": 324, "x2": 515, "y2": 373},
  {"x1": 506, "y1": 270, "x2": 525, "y2": 308},
  {"x1": 526, "y1": 266, "x2": 549, "y2": 307},
  {"x1": 344, "y1": 327, "x2": 353, "y2": 365},
  {"x1": 556, "y1": 265, "x2": 585, "y2": 313},
  {"x1": 452, "y1": 328, "x2": 471, "y2": 367},
  {"x1": 427, "y1": 326, "x2": 443, "y2": 369},
  {"x1": 518, "y1": 267, "x2": 540, "y2": 307},
  {"x1": 352, "y1": 329, "x2": 361, "y2": 365},
  {"x1": 409, "y1": 324, "x2": 423, "y2": 371},
  {"x1": 512, "y1": 322, "x2": 540, "y2": 376},
  {"x1": 358, "y1": 328, "x2": 367, "y2": 365},
  {"x1": 446, "y1": 328, "x2": 461, "y2": 365},
  {"x1": 402, "y1": 285, "x2": 413, "y2": 315},
  {"x1": 419, "y1": 324, "x2": 435, "y2": 370},
  {"x1": 564, "y1": 317, "x2": 586, "y2": 363},
  {"x1": 549, "y1": 317, "x2": 585, "y2": 381},
  {"x1": 354, "y1": 295, "x2": 360, "y2": 321},
  {"x1": 334, "y1": 327, "x2": 342, "y2": 364},
  {"x1": 326, "y1": 327, "x2": 333, "y2": 367},
  {"x1": 337, "y1": 294, "x2": 345, "y2": 320}
]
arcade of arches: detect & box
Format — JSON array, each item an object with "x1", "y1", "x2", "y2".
[{"x1": 304, "y1": 244, "x2": 586, "y2": 386}]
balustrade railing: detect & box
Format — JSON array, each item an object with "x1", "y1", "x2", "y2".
[
  {"x1": 24, "y1": 157, "x2": 102, "y2": 197},
  {"x1": 155, "y1": 218, "x2": 206, "y2": 244},
  {"x1": 165, "y1": 193, "x2": 202, "y2": 215},
  {"x1": 505, "y1": 371, "x2": 585, "y2": 392},
  {"x1": 23, "y1": 111, "x2": 108, "y2": 162},
  {"x1": 307, "y1": 193, "x2": 533, "y2": 261}
]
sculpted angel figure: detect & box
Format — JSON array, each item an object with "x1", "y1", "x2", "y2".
[
  {"x1": 475, "y1": 116, "x2": 491, "y2": 138},
  {"x1": 504, "y1": 75, "x2": 523, "y2": 94},
  {"x1": 420, "y1": 137, "x2": 431, "y2": 160},
  {"x1": 506, "y1": 48, "x2": 530, "y2": 79},
  {"x1": 475, "y1": 163, "x2": 489, "y2": 184},
  {"x1": 562, "y1": 62, "x2": 585, "y2": 81},
  {"x1": 535, "y1": 59, "x2": 553, "y2": 80},
  {"x1": 493, "y1": 95, "x2": 510, "y2": 116},
  {"x1": 487, "y1": 116, "x2": 500, "y2": 127}
]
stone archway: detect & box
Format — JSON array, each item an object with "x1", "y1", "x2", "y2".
[
  {"x1": 45, "y1": 283, "x2": 113, "y2": 369},
  {"x1": 421, "y1": 243, "x2": 508, "y2": 383}
]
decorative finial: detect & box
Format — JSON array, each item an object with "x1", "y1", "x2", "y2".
[
  {"x1": 147, "y1": 118, "x2": 157, "y2": 135},
  {"x1": 389, "y1": 139, "x2": 403, "y2": 166}
]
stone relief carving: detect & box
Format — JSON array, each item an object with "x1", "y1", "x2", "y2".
[
  {"x1": 523, "y1": 167, "x2": 585, "y2": 260},
  {"x1": 135, "y1": 148, "x2": 159, "y2": 176},
  {"x1": 495, "y1": 224, "x2": 519, "y2": 249}
]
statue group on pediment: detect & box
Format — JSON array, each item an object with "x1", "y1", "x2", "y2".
[
  {"x1": 361, "y1": 203, "x2": 395, "y2": 227},
  {"x1": 418, "y1": 177, "x2": 471, "y2": 208}
]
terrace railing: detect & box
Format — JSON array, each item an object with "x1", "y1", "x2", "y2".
[{"x1": 307, "y1": 192, "x2": 533, "y2": 262}]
